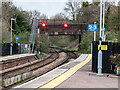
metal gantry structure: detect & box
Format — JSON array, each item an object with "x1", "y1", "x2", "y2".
[{"x1": 29, "y1": 19, "x2": 39, "y2": 53}]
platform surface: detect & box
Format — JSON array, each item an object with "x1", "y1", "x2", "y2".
[
  {"x1": 0, "y1": 54, "x2": 35, "y2": 61},
  {"x1": 13, "y1": 54, "x2": 118, "y2": 89},
  {"x1": 13, "y1": 54, "x2": 89, "y2": 89},
  {"x1": 55, "y1": 62, "x2": 118, "y2": 88}
]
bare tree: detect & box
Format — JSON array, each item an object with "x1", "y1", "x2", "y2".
[
  {"x1": 64, "y1": 0, "x2": 81, "y2": 21},
  {"x1": 50, "y1": 13, "x2": 67, "y2": 20},
  {"x1": 32, "y1": 10, "x2": 41, "y2": 19},
  {"x1": 2, "y1": 1, "x2": 15, "y2": 42},
  {"x1": 39, "y1": 14, "x2": 48, "y2": 19}
]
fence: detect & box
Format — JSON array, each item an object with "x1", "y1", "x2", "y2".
[
  {"x1": 18, "y1": 43, "x2": 31, "y2": 54},
  {"x1": 0, "y1": 43, "x2": 31, "y2": 56},
  {"x1": 92, "y1": 41, "x2": 120, "y2": 73}
]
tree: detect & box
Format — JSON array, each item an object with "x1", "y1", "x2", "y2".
[
  {"x1": 2, "y1": 1, "x2": 15, "y2": 42},
  {"x1": 50, "y1": 13, "x2": 68, "y2": 20},
  {"x1": 92, "y1": 0, "x2": 100, "y2": 6},
  {"x1": 64, "y1": 0, "x2": 81, "y2": 21},
  {"x1": 82, "y1": 1, "x2": 90, "y2": 7},
  {"x1": 0, "y1": 1, "x2": 2, "y2": 43},
  {"x1": 39, "y1": 14, "x2": 48, "y2": 19},
  {"x1": 2, "y1": 1, "x2": 32, "y2": 43},
  {"x1": 77, "y1": 5, "x2": 100, "y2": 23},
  {"x1": 118, "y1": 1, "x2": 120, "y2": 42},
  {"x1": 31, "y1": 10, "x2": 41, "y2": 19}
]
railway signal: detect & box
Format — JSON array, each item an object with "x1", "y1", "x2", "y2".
[
  {"x1": 63, "y1": 23, "x2": 68, "y2": 28},
  {"x1": 41, "y1": 22, "x2": 47, "y2": 28}
]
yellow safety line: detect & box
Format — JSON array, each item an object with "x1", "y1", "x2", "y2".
[
  {"x1": 40, "y1": 54, "x2": 92, "y2": 89},
  {"x1": 0, "y1": 54, "x2": 28, "y2": 59}
]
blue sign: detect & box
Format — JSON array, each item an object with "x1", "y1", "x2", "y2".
[
  {"x1": 101, "y1": 27, "x2": 105, "y2": 31},
  {"x1": 88, "y1": 24, "x2": 98, "y2": 31},
  {"x1": 15, "y1": 37, "x2": 19, "y2": 40}
]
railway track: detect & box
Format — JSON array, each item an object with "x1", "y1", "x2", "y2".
[
  {"x1": 49, "y1": 46, "x2": 78, "y2": 59},
  {"x1": 0, "y1": 47, "x2": 78, "y2": 89},
  {"x1": 1, "y1": 52, "x2": 68, "y2": 89}
]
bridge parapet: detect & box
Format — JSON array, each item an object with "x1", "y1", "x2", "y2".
[{"x1": 38, "y1": 19, "x2": 88, "y2": 35}]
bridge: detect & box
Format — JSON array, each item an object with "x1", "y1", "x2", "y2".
[
  {"x1": 36, "y1": 19, "x2": 88, "y2": 51},
  {"x1": 38, "y1": 19, "x2": 88, "y2": 35}
]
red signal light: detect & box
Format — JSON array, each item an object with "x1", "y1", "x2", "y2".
[
  {"x1": 41, "y1": 22, "x2": 46, "y2": 28},
  {"x1": 63, "y1": 23, "x2": 68, "y2": 28}
]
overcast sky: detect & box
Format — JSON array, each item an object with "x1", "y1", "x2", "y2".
[
  {"x1": 13, "y1": 0, "x2": 93, "y2": 18},
  {"x1": 12, "y1": 0, "x2": 119, "y2": 18},
  {"x1": 13, "y1": 0, "x2": 67, "y2": 18}
]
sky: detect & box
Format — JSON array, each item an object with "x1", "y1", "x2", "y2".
[
  {"x1": 12, "y1": 0, "x2": 94, "y2": 18},
  {"x1": 12, "y1": 0, "x2": 119, "y2": 18},
  {"x1": 13, "y1": 0, "x2": 68, "y2": 18}
]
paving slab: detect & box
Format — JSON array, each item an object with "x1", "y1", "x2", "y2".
[
  {"x1": 56, "y1": 62, "x2": 118, "y2": 88},
  {"x1": 13, "y1": 54, "x2": 90, "y2": 89},
  {"x1": 13, "y1": 68, "x2": 68, "y2": 89},
  {"x1": 73, "y1": 54, "x2": 88, "y2": 63},
  {"x1": 59, "y1": 54, "x2": 88, "y2": 69}
]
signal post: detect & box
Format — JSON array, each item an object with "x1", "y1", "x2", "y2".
[{"x1": 37, "y1": 28, "x2": 40, "y2": 53}]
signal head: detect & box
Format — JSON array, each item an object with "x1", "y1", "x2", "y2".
[
  {"x1": 63, "y1": 23, "x2": 68, "y2": 28},
  {"x1": 41, "y1": 22, "x2": 47, "y2": 28}
]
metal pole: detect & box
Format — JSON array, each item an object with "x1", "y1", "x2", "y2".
[
  {"x1": 100, "y1": 0, "x2": 102, "y2": 38},
  {"x1": 97, "y1": 0, "x2": 103, "y2": 75},
  {"x1": 94, "y1": 22, "x2": 96, "y2": 41},
  {"x1": 91, "y1": 43, "x2": 93, "y2": 54},
  {"x1": 10, "y1": 18, "x2": 15, "y2": 55},
  {"x1": 10, "y1": 19, "x2": 12, "y2": 55},
  {"x1": 37, "y1": 28, "x2": 40, "y2": 53},
  {"x1": 94, "y1": 31, "x2": 96, "y2": 41},
  {"x1": 102, "y1": 0, "x2": 105, "y2": 41},
  {"x1": 48, "y1": 35, "x2": 50, "y2": 46},
  {"x1": 98, "y1": 38, "x2": 102, "y2": 75}
]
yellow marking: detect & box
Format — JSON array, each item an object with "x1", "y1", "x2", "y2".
[
  {"x1": 98, "y1": 45, "x2": 108, "y2": 50},
  {"x1": 0, "y1": 54, "x2": 29, "y2": 59},
  {"x1": 40, "y1": 54, "x2": 92, "y2": 89}
]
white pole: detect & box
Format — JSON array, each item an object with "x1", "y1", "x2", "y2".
[
  {"x1": 97, "y1": 0, "x2": 103, "y2": 75},
  {"x1": 91, "y1": 43, "x2": 93, "y2": 54},
  {"x1": 100, "y1": 0, "x2": 102, "y2": 38},
  {"x1": 94, "y1": 22, "x2": 96, "y2": 41},
  {"x1": 94, "y1": 31, "x2": 96, "y2": 41},
  {"x1": 10, "y1": 19, "x2": 13, "y2": 55},
  {"x1": 102, "y1": 0, "x2": 105, "y2": 41},
  {"x1": 10, "y1": 18, "x2": 15, "y2": 55}
]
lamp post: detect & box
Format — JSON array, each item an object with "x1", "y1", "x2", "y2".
[
  {"x1": 102, "y1": 0, "x2": 105, "y2": 41},
  {"x1": 97, "y1": 0, "x2": 103, "y2": 75},
  {"x1": 10, "y1": 18, "x2": 15, "y2": 55}
]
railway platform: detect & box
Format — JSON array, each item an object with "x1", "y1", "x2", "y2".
[
  {"x1": 0, "y1": 54, "x2": 35, "y2": 61},
  {"x1": 13, "y1": 54, "x2": 118, "y2": 90}
]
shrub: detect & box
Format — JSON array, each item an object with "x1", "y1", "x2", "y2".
[
  {"x1": 39, "y1": 42, "x2": 48, "y2": 53},
  {"x1": 110, "y1": 54, "x2": 120, "y2": 65}
]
